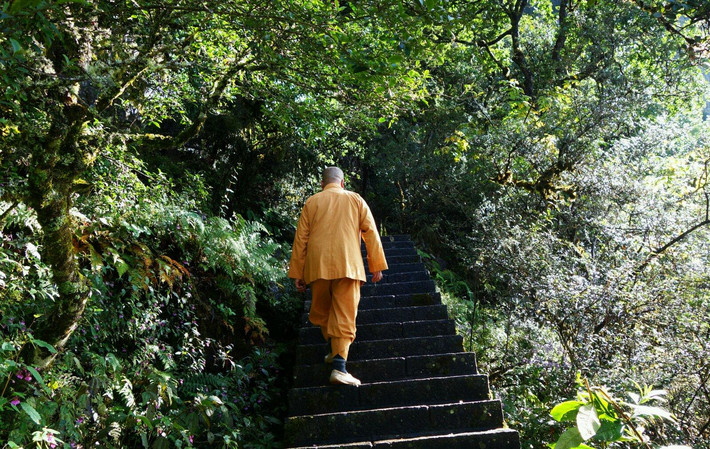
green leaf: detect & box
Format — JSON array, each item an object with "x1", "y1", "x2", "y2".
[
  {"x1": 89, "y1": 244, "x2": 104, "y2": 271},
  {"x1": 9, "y1": 0, "x2": 41, "y2": 14},
  {"x1": 26, "y1": 366, "x2": 44, "y2": 387},
  {"x1": 577, "y1": 404, "x2": 601, "y2": 440},
  {"x1": 135, "y1": 414, "x2": 154, "y2": 429},
  {"x1": 551, "y1": 400, "x2": 584, "y2": 422},
  {"x1": 632, "y1": 405, "x2": 675, "y2": 422},
  {"x1": 593, "y1": 419, "x2": 623, "y2": 441},
  {"x1": 117, "y1": 261, "x2": 130, "y2": 277},
  {"x1": 106, "y1": 353, "x2": 121, "y2": 371},
  {"x1": 31, "y1": 338, "x2": 56, "y2": 354},
  {"x1": 9, "y1": 39, "x2": 21, "y2": 54},
  {"x1": 20, "y1": 402, "x2": 41, "y2": 424},
  {"x1": 553, "y1": 427, "x2": 585, "y2": 449}
]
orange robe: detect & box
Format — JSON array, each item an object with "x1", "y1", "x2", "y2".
[
  {"x1": 288, "y1": 183, "x2": 388, "y2": 284},
  {"x1": 288, "y1": 183, "x2": 388, "y2": 360}
]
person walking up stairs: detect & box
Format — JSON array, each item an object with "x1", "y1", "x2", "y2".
[{"x1": 284, "y1": 235, "x2": 521, "y2": 448}]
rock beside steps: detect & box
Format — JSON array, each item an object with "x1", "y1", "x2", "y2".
[{"x1": 284, "y1": 235, "x2": 520, "y2": 448}]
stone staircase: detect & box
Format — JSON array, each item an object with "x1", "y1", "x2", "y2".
[{"x1": 284, "y1": 235, "x2": 520, "y2": 448}]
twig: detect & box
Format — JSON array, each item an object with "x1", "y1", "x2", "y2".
[{"x1": 593, "y1": 385, "x2": 651, "y2": 448}]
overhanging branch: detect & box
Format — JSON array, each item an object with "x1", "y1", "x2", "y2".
[{"x1": 637, "y1": 192, "x2": 710, "y2": 272}]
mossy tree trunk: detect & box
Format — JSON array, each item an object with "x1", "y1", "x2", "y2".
[
  {"x1": 26, "y1": 111, "x2": 91, "y2": 368},
  {"x1": 21, "y1": 17, "x2": 93, "y2": 367}
]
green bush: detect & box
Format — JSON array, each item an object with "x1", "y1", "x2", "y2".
[{"x1": 0, "y1": 155, "x2": 299, "y2": 448}]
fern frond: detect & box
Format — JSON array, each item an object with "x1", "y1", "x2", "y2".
[{"x1": 119, "y1": 376, "x2": 135, "y2": 408}]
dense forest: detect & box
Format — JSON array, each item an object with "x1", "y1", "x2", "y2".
[{"x1": 1, "y1": 0, "x2": 709, "y2": 448}]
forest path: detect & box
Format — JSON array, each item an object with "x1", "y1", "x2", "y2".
[{"x1": 284, "y1": 235, "x2": 520, "y2": 448}]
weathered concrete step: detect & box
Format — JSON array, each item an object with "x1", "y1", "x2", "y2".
[
  {"x1": 299, "y1": 319, "x2": 455, "y2": 344},
  {"x1": 296, "y1": 335, "x2": 464, "y2": 365},
  {"x1": 360, "y1": 292, "x2": 442, "y2": 309},
  {"x1": 287, "y1": 428, "x2": 521, "y2": 449},
  {"x1": 304, "y1": 292, "x2": 441, "y2": 313},
  {"x1": 366, "y1": 262, "x2": 427, "y2": 274},
  {"x1": 373, "y1": 429, "x2": 521, "y2": 449},
  {"x1": 361, "y1": 280, "x2": 435, "y2": 297},
  {"x1": 363, "y1": 239, "x2": 414, "y2": 249},
  {"x1": 293, "y1": 352, "x2": 479, "y2": 388},
  {"x1": 376, "y1": 242, "x2": 416, "y2": 251},
  {"x1": 366, "y1": 254, "x2": 421, "y2": 265},
  {"x1": 379, "y1": 235, "x2": 412, "y2": 242},
  {"x1": 284, "y1": 399, "x2": 505, "y2": 447},
  {"x1": 288, "y1": 374, "x2": 490, "y2": 416},
  {"x1": 363, "y1": 247, "x2": 418, "y2": 257},
  {"x1": 366, "y1": 271, "x2": 430, "y2": 283},
  {"x1": 301, "y1": 304, "x2": 449, "y2": 326}
]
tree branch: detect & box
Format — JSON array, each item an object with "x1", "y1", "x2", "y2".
[
  {"x1": 551, "y1": 0, "x2": 569, "y2": 69},
  {"x1": 149, "y1": 59, "x2": 251, "y2": 151},
  {"x1": 637, "y1": 193, "x2": 710, "y2": 272}
]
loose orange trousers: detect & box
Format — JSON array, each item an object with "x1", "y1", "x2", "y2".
[{"x1": 309, "y1": 278, "x2": 361, "y2": 360}]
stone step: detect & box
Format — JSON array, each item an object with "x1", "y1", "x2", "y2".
[
  {"x1": 361, "y1": 280, "x2": 436, "y2": 297},
  {"x1": 296, "y1": 335, "x2": 464, "y2": 365},
  {"x1": 284, "y1": 399, "x2": 505, "y2": 447},
  {"x1": 379, "y1": 235, "x2": 412, "y2": 243},
  {"x1": 363, "y1": 247, "x2": 418, "y2": 257},
  {"x1": 304, "y1": 292, "x2": 441, "y2": 313},
  {"x1": 288, "y1": 374, "x2": 490, "y2": 416},
  {"x1": 293, "y1": 352, "x2": 479, "y2": 388},
  {"x1": 299, "y1": 319, "x2": 455, "y2": 344},
  {"x1": 301, "y1": 304, "x2": 449, "y2": 326},
  {"x1": 366, "y1": 271, "x2": 430, "y2": 283},
  {"x1": 287, "y1": 428, "x2": 521, "y2": 449},
  {"x1": 361, "y1": 292, "x2": 442, "y2": 309},
  {"x1": 366, "y1": 239, "x2": 415, "y2": 250},
  {"x1": 366, "y1": 254, "x2": 421, "y2": 265},
  {"x1": 367, "y1": 262, "x2": 427, "y2": 274}
]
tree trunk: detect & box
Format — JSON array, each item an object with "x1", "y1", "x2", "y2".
[{"x1": 25, "y1": 105, "x2": 90, "y2": 369}]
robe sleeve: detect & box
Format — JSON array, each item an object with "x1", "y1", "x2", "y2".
[
  {"x1": 288, "y1": 200, "x2": 310, "y2": 280},
  {"x1": 359, "y1": 198, "x2": 388, "y2": 273}
]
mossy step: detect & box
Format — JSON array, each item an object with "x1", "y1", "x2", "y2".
[
  {"x1": 286, "y1": 428, "x2": 521, "y2": 449},
  {"x1": 362, "y1": 247, "x2": 418, "y2": 257},
  {"x1": 288, "y1": 374, "x2": 490, "y2": 416},
  {"x1": 301, "y1": 304, "x2": 449, "y2": 326},
  {"x1": 362, "y1": 292, "x2": 442, "y2": 308},
  {"x1": 299, "y1": 319, "x2": 455, "y2": 344},
  {"x1": 284, "y1": 399, "x2": 505, "y2": 447},
  {"x1": 363, "y1": 262, "x2": 427, "y2": 274},
  {"x1": 365, "y1": 254, "x2": 421, "y2": 265},
  {"x1": 304, "y1": 292, "x2": 441, "y2": 313},
  {"x1": 295, "y1": 334, "x2": 464, "y2": 365},
  {"x1": 372, "y1": 429, "x2": 521, "y2": 449},
  {"x1": 361, "y1": 280, "x2": 436, "y2": 297},
  {"x1": 379, "y1": 235, "x2": 412, "y2": 242},
  {"x1": 365, "y1": 271, "x2": 430, "y2": 283},
  {"x1": 293, "y1": 352, "x2": 479, "y2": 388}
]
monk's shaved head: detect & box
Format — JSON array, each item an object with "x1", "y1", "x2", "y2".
[{"x1": 322, "y1": 166, "x2": 344, "y2": 185}]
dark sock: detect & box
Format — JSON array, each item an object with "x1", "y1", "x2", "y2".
[{"x1": 333, "y1": 355, "x2": 347, "y2": 373}]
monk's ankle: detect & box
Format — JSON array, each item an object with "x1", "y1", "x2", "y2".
[{"x1": 333, "y1": 355, "x2": 347, "y2": 373}]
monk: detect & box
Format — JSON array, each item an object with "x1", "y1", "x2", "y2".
[{"x1": 288, "y1": 166, "x2": 388, "y2": 386}]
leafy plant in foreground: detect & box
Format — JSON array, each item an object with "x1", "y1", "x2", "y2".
[{"x1": 549, "y1": 375, "x2": 690, "y2": 449}]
